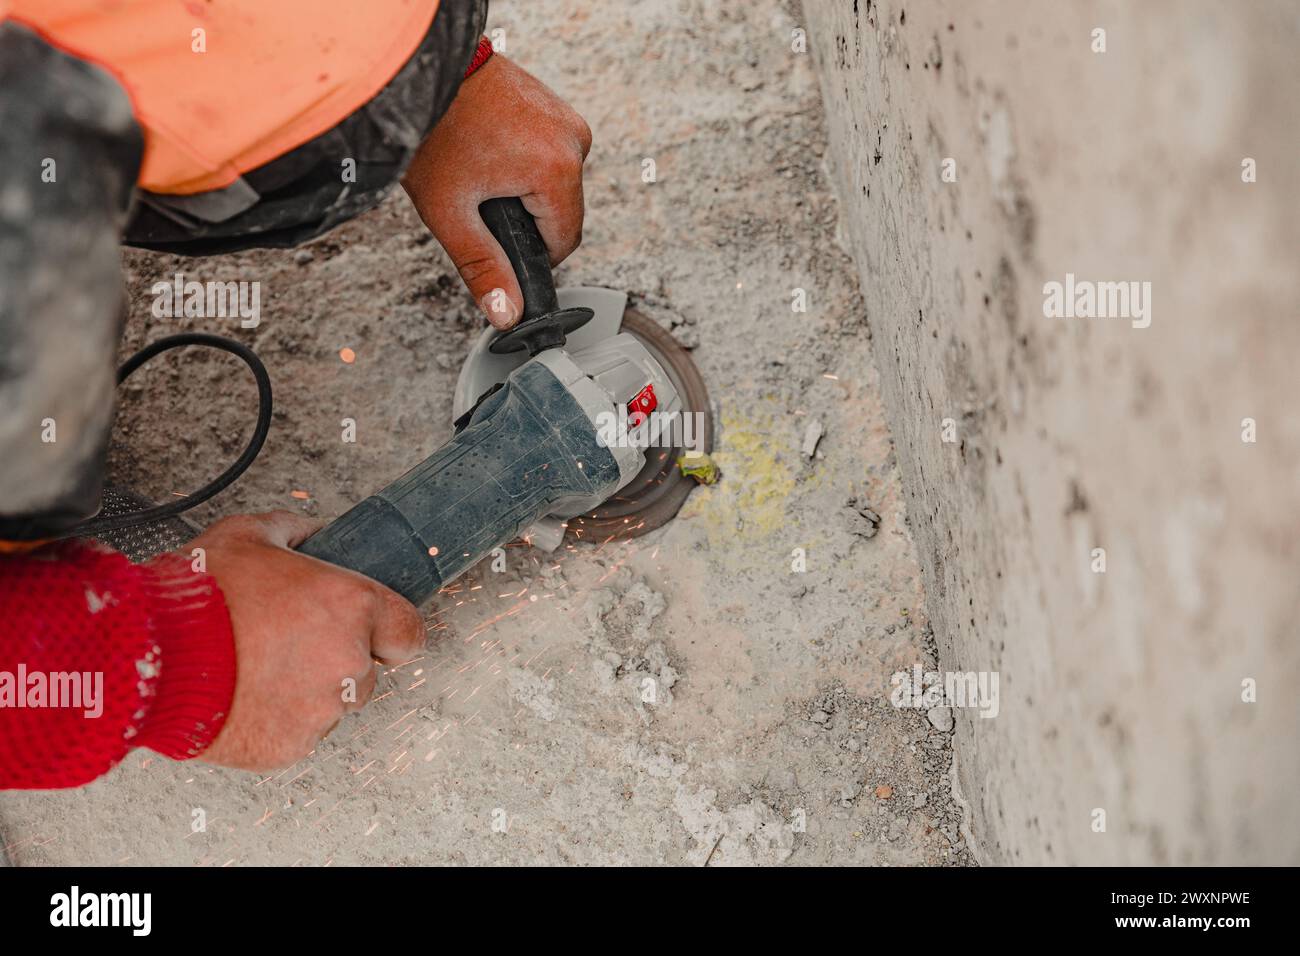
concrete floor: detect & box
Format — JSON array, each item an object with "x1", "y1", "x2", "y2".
[{"x1": 0, "y1": 0, "x2": 974, "y2": 866}]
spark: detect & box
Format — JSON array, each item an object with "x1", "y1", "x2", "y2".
[
  {"x1": 282, "y1": 766, "x2": 311, "y2": 787},
  {"x1": 384, "y1": 709, "x2": 417, "y2": 730}
]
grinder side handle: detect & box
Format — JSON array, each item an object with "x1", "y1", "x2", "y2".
[{"x1": 478, "y1": 197, "x2": 558, "y2": 322}]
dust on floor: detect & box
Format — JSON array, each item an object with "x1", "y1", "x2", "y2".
[{"x1": 0, "y1": 0, "x2": 974, "y2": 866}]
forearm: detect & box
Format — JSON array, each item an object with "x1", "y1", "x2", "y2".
[{"x1": 0, "y1": 542, "x2": 237, "y2": 789}]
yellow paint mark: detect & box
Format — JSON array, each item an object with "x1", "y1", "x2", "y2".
[{"x1": 680, "y1": 403, "x2": 821, "y2": 549}]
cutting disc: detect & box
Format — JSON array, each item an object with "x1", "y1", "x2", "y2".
[{"x1": 565, "y1": 307, "x2": 712, "y2": 541}]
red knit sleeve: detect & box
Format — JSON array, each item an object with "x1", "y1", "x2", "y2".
[
  {"x1": 463, "y1": 35, "x2": 493, "y2": 78},
  {"x1": 0, "y1": 540, "x2": 236, "y2": 789}
]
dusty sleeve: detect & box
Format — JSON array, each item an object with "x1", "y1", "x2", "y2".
[
  {"x1": 124, "y1": 0, "x2": 489, "y2": 254},
  {"x1": 0, "y1": 19, "x2": 143, "y2": 540}
]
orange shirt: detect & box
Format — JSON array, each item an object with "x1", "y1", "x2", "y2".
[{"x1": 7, "y1": 0, "x2": 440, "y2": 194}]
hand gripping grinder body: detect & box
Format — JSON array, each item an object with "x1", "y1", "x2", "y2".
[{"x1": 296, "y1": 198, "x2": 708, "y2": 605}]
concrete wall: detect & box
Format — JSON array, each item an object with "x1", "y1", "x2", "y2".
[{"x1": 806, "y1": 0, "x2": 1300, "y2": 864}]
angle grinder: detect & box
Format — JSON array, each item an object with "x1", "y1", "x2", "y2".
[{"x1": 295, "y1": 198, "x2": 712, "y2": 605}]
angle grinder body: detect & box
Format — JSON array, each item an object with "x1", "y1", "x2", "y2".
[{"x1": 298, "y1": 335, "x2": 679, "y2": 605}]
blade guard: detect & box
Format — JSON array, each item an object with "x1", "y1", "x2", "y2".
[{"x1": 454, "y1": 287, "x2": 629, "y2": 419}]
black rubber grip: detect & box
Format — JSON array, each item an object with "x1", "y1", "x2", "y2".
[{"x1": 479, "y1": 197, "x2": 558, "y2": 322}]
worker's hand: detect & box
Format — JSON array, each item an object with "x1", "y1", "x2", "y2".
[
  {"x1": 190, "y1": 511, "x2": 425, "y2": 772},
  {"x1": 402, "y1": 53, "x2": 592, "y2": 330}
]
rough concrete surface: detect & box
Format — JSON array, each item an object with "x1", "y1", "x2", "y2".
[
  {"x1": 806, "y1": 0, "x2": 1300, "y2": 864},
  {"x1": 0, "y1": 0, "x2": 976, "y2": 866}
]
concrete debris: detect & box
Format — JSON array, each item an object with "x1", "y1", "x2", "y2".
[
  {"x1": 673, "y1": 324, "x2": 700, "y2": 350},
  {"x1": 801, "y1": 419, "x2": 824, "y2": 457},
  {"x1": 538, "y1": 562, "x2": 566, "y2": 591},
  {"x1": 845, "y1": 496, "x2": 882, "y2": 538},
  {"x1": 626, "y1": 742, "x2": 689, "y2": 781},
  {"x1": 623, "y1": 582, "x2": 667, "y2": 640},
  {"x1": 927, "y1": 706, "x2": 955, "y2": 733},
  {"x1": 584, "y1": 577, "x2": 678, "y2": 719},
  {"x1": 507, "y1": 668, "x2": 559, "y2": 722},
  {"x1": 636, "y1": 296, "x2": 700, "y2": 349},
  {"x1": 584, "y1": 588, "x2": 618, "y2": 638},
  {"x1": 673, "y1": 786, "x2": 795, "y2": 867},
  {"x1": 766, "y1": 683, "x2": 975, "y2": 865},
  {"x1": 643, "y1": 641, "x2": 679, "y2": 697}
]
